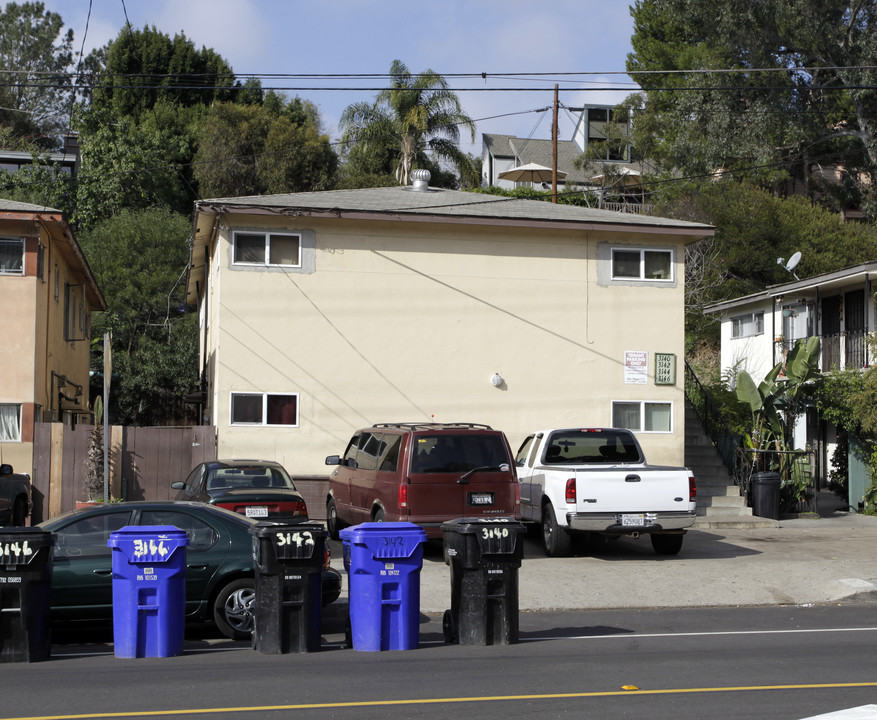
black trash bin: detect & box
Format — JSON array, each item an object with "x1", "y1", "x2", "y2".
[
  {"x1": 751, "y1": 471, "x2": 781, "y2": 520},
  {"x1": 0, "y1": 527, "x2": 54, "y2": 662},
  {"x1": 249, "y1": 521, "x2": 326, "y2": 654},
  {"x1": 441, "y1": 518, "x2": 525, "y2": 646}
]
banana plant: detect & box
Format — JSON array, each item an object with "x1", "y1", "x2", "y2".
[{"x1": 735, "y1": 336, "x2": 821, "y2": 472}]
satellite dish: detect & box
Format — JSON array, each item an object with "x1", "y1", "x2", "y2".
[{"x1": 777, "y1": 251, "x2": 802, "y2": 280}]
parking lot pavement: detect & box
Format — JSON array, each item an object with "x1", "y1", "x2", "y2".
[{"x1": 328, "y1": 510, "x2": 877, "y2": 614}]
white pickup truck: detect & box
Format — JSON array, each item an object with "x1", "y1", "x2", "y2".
[{"x1": 514, "y1": 428, "x2": 696, "y2": 556}]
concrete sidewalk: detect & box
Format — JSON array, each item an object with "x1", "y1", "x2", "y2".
[{"x1": 330, "y1": 492, "x2": 877, "y2": 614}]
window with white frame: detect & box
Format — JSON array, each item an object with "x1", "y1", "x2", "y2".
[
  {"x1": 611, "y1": 248, "x2": 673, "y2": 281},
  {"x1": 0, "y1": 404, "x2": 22, "y2": 441},
  {"x1": 731, "y1": 311, "x2": 764, "y2": 339},
  {"x1": 230, "y1": 393, "x2": 298, "y2": 427},
  {"x1": 233, "y1": 232, "x2": 301, "y2": 268},
  {"x1": 612, "y1": 401, "x2": 672, "y2": 433},
  {"x1": 0, "y1": 237, "x2": 24, "y2": 275}
]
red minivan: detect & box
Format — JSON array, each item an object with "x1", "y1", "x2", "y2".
[{"x1": 325, "y1": 423, "x2": 520, "y2": 539}]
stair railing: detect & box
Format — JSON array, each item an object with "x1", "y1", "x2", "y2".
[{"x1": 683, "y1": 361, "x2": 745, "y2": 485}]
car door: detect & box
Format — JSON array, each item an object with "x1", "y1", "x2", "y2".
[
  {"x1": 348, "y1": 432, "x2": 381, "y2": 522},
  {"x1": 515, "y1": 435, "x2": 537, "y2": 518},
  {"x1": 49, "y1": 509, "x2": 134, "y2": 622},
  {"x1": 138, "y1": 508, "x2": 225, "y2": 619}
]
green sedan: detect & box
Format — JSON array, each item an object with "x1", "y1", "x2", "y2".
[{"x1": 39, "y1": 501, "x2": 341, "y2": 640}]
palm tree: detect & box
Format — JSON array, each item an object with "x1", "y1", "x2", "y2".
[{"x1": 339, "y1": 59, "x2": 477, "y2": 186}]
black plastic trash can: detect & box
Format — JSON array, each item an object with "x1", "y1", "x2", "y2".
[
  {"x1": 751, "y1": 471, "x2": 781, "y2": 520},
  {"x1": 441, "y1": 518, "x2": 525, "y2": 646},
  {"x1": 249, "y1": 521, "x2": 326, "y2": 654},
  {"x1": 0, "y1": 527, "x2": 54, "y2": 662}
]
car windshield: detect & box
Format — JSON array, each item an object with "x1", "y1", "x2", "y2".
[
  {"x1": 410, "y1": 434, "x2": 509, "y2": 474},
  {"x1": 542, "y1": 430, "x2": 642, "y2": 464},
  {"x1": 206, "y1": 466, "x2": 294, "y2": 491}
]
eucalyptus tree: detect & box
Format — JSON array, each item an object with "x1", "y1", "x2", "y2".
[
  {"x1": 339, "y1": 59, "x2": 476, "y2": 187},
  {"x1": 0, "y1": 1, "x2": 74, "y2": 146}
]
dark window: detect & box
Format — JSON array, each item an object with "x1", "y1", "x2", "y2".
[
  {"x1": 140, "y1": 510, "x2": 217, "y2": 551},
  {"x1": 53, "y1": 511, "x2": 133, "y2": 558},
  {"x1": 410, "y1": 434, "x2": 510, "y2": 473}
]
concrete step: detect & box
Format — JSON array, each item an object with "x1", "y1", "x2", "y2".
[
  {"x1": 694, "y1": 514, "x2": 779, "y2": 529},
  {"x1": 696, "y1": 483, "x2": 742, "y2": 497},
  {"x1": 698, "y1": 494, "x2": 747, "y2": 508}
]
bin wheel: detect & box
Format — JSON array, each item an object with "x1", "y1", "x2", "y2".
[
  {"x1": 650, "y1": 533, "x2": 684, "y2": 556},
  {"x1": 442, "y1": 609, "x2": 457, "y2": 644},
  {"x1": 214, "y1": 578, "x2": 256, "y2": 640},
  {"x1": 327, "y1": 498, "x2": 346, "y2": 541}
]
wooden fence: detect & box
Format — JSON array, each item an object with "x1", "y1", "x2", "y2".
[{"x1": 31, "y1": 423, "x2": 217, "y2": 522}]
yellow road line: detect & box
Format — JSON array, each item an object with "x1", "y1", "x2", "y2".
[{"x1": 5, "y1": 682, "x2": 877, "y2": 720}]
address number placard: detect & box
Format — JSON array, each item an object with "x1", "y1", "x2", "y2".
[{"x1": 654, "y1": 353, "x2": 677, "y2": 385}]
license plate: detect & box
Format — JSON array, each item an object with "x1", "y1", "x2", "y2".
[
  {"x1": 245, "y1": 506, "x2": 268, "y2": 518},
  {"x1": 469, "y1": 492, "x2": 494, "y2": 506},
  {"x1": 621, "y1": 514, "x2": 645, "y2": 527}
]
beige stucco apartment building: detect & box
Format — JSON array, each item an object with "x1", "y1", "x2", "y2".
[
  {"x1": 187, "y1": 179, "x2": 712, "y2": 475},
  {"x1": 0, "y1": 199, "x2": 104, "y2": 475}
]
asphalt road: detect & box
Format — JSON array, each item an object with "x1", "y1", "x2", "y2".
[{"x1": 6, "y1": 604, "x2": 877, "y2": 720}]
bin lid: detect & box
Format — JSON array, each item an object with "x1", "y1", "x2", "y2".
[
  {"x1": 107, "y1": 525, "x2": 189, "y2": 563},
  {"x1": 0, "y1": 527, "x2": 53, "y2": 566},
  {"x1": 249, "y1": 521, "x2": 326, "y2": 560},
  {"x1": 339, "y1": 522, "x2": 426, "y2": 559},
  {"x1": 441, "y1": 517, "x2": 524, "y2": 555}
]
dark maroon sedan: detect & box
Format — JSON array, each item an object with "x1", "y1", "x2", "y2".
[{"x1": 172, "y1": 459, "x2": 308, "y2": 521}]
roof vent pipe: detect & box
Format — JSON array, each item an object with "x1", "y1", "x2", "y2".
[{"x1": 410, "y1": 169, "x2": 431, "y2": 191}]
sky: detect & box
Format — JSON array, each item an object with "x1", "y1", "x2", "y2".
[{"x1": 24, "y1": 0, "x2": 640, "y2": 157}]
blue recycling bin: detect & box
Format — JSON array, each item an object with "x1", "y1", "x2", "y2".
[
  {"x1": 340, "y1": 522, "x2": 427, "y2": 652},
  {"x1": 107, "y1": 526, "x2": 189, "y2": 658}
]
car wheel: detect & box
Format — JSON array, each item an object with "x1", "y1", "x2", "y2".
[
  {"x1": 373, "y1": 507, "x2": 385, "y2": 523},
  {"x1": 651, "y1": 533, "x2": 684, "y2": 556},
  {"x1": 11, "y1": 497, "x2": 27, "y2": 527},
  {"x1": 327, "y1": 498, "x2": 345, "y2": 541},
  {"x1": 542, "y1": 502, "x2": 572, "y2": 557},
  {"x1": 213, "y1": 578, "x2": 255, "y2": 640}
]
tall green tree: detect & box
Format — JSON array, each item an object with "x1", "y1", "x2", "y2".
[
  {"x1": 83, "y1": 26, "x2": 239, "y2": 121},
  {"x1": 78, "y1": 207, "x2": 197, "y2": 426},
  {"x1": 628, "y1": 0, "x2": 877, "y2": 215},
  {"x1": 0, "y1": 1, "x2": 74, "y2": 147},
  {"x1": 193, "y1": 94, "x2": 338, "y2": 197},
  {"x1": 339, "y1": 59, "x2": 476, "y2": 187}
]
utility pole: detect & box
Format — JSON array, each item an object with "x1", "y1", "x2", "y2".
[{"x1": 552, "y1": 84, "x2": 559, "y2": 203}]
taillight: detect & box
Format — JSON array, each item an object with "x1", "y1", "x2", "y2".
[
  {"x1": 565, "y1": 478, "x2": 576, "y2": 504},
  {"x1": 399, "y1": 484, "x2": 408, "y2": 509},
  {"x1": 323, "y1": 545, "x2": 331, "y2": 570},
  {"x1": 689, "y1": 473, "x2": 696, "y2": 501},
  {"x1": 514, "y1": 481, "x2": 521, "y2": 507}
]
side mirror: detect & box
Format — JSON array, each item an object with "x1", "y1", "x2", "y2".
[
  {"x1": 0, "y1": 464, "x2": 12, "y2": 476},
  {"x1": 325, "y1": 455, "x2": 341, "y2": 466}
]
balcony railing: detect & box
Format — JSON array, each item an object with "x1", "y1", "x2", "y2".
[{"x1": 819, "y1": 331, "x2": 868, "y2": 370}]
